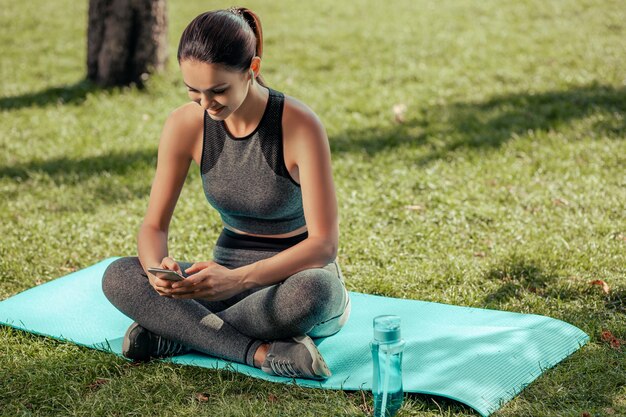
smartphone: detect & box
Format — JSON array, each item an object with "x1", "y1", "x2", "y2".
[{"x1": 147, "y1": 267, "x2": 185, "y2": 282}]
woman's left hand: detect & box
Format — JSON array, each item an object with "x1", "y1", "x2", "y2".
[{"x1": 169, "y1": 261, "x2": 244, "y2": 301}]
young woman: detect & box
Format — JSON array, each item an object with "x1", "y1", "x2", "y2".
[{"x1": 102, "y1": 7, "x2": 351, "y2": 380}]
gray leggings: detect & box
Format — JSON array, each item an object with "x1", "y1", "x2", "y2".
[{"x1": 101, "y1": 244, "x2": 351, "y2": 367}]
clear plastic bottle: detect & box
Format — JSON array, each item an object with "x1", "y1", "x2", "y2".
[{"x1": 370, "y1": 315, "x2": 405, "y2": 417}]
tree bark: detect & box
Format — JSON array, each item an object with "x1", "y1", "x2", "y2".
[{"x1": 87, "y1": 0, "x2": 167, "y2": 87}]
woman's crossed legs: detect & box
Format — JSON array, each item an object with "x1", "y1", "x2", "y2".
[{"x1": 101, "y1": 248, "x2": 349, "y2": 370}]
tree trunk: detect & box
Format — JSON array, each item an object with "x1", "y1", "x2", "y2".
[{"x1": 87, "y1": 0, "x2": 167, "y2": 87}]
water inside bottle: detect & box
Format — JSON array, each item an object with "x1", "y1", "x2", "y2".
[{"x1": 373, "y1": 389, "x2": 403, "y2": 417}]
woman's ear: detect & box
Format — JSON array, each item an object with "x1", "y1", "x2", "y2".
[{"x1": 250, "y1": 56, "x2": 262, "y2": 78}]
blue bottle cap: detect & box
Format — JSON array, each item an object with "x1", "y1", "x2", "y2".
[{"x1": 373, "y1": 315, "x2": 401, "y2": 343}]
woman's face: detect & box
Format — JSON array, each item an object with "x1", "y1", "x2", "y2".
[{"x1": 180, "y1": 60, "x2": 250, "y2": 120}]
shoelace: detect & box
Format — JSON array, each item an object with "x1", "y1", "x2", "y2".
[
  {"x1": 268, "y1": 358, "x2": 300, "y2": 378},
  {"x1": 155, "y1": 335, "x2": 187, "y2": 357}
]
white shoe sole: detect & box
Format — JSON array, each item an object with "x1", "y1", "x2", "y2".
[
  {"x1": 291, "y1": 335, "x2": 332, "y2": 379},
  {"x1": 337, "y1": 288, "x2": 351, "y2": 328}
]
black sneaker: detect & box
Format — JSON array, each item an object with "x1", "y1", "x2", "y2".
[
  {"x1": 122, "y1": 322, "x2": 191, "y2": 361},
  {"x1": 261, "y1": 335, "x2": 332, "y2": 380}
]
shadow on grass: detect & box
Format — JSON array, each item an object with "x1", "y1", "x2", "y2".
[
  {"x1": 0, "y1": 148, "x2": 156, "y2": 181},
  {"x1": 330, "y1": 83, "x2": 626, "y2": 162},
  {"x1": 605, "y1": 288, "x2": 625, "y2": 315},
  {"x1": 403, "y1": 392, "x2": 479, "y2": 416},
  {"x1": 0, "y1": 149, "x2": 160, "y2": 209},
  {"x1": 2, "y1": 82, "x2": 624, "y2": 210},
  {"x1": 0, "y1": 79, "x2": 104, "y2": 110},
  {"x1": 482, "y1": 258, "x2": 582, "y2": 306},
  {"x1": 0, "y1": 77, "x2": 151, "y2": 110}
]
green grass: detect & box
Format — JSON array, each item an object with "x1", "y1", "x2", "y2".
[{"x1": 1, "y1": 0, "x2": 625, "y2": 415}]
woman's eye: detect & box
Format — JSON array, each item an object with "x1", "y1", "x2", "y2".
[{"x1": 186, "y1": 88, "x2": 227, "y2": 95}]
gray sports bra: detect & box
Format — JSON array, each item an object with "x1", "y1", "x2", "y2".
[{"x1": 199, "y1": 87, "x2": 306, "y2": 235}]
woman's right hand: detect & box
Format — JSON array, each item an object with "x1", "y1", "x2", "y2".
[{"x1": 147, "y1": 256, "x2": 182, "y2": 297}]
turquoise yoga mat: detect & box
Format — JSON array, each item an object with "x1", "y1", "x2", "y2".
[{"x1": 1, "y1": 257, "x2": 588, "y2": 416}]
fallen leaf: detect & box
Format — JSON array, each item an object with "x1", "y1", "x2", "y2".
[
  {"x1": 589, "y1": 280, "x2": 610, "y2": 294},
  {"x1": 599, "y1": 330, "x2": 623, "y2": 350},
  {"x1": 195, "y1": 392, "x2": 209, "y2": 402},
  {"x1": 553, "y1": 198, "x2": 570, "y2": 206},
  {"x1": 601, "y1": 330, "x2": 615, "y2": 342},
  {"x1": 405, "y1": 204, "x2": 424, "y2": 211},
  {"x1": 581, "y1": 412, "x2": 591, "y2": 417},
  {"x1": 268, "y1": 393, "x2": 278, "y2": 403},
  {"x1": 392, "y1": 103, "x2": 407, "y2": 123},
  {"x1": 88, "y1": 378, "x2": 109, "y2": 390},
  {"x1": 473, "y1": 251, "x2": 486, "y2": 258}
]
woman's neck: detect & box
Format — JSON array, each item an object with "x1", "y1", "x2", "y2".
[{"x1": 224, "y1": 83, "x2": 269, "y2": 136}]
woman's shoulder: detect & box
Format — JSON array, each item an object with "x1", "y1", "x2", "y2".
[
  {"x1": 166, "y1": 102, "x2": 204, "y2": 131},
  {"x1": 280, "y1": 92, "x2": 325, "y2": 138},
  {"x1": 154, "y1": 102, "x2": 204, "y2": 163},
  {"x1": 160, "y1": 102, "x2": 204, "y2": 147}
]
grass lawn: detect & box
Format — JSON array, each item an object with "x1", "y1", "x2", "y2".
[{"x1": 1, "y1": 0, "x2": 625, "y2": 415}]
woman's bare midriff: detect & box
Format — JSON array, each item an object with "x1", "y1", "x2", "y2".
[{"x1": 224, "y1": 223, "x2": 308, "y2": 238}]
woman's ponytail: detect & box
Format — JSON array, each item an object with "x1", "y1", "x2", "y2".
[
  {"x1": 237, "y1": 8, "x2": 263, "y2": 59},
  {"x1": 231, "y1": 7, "x2": 267, "y2": 87}
]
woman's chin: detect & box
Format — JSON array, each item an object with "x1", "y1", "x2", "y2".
[{"x1": 206, "y1": 106, "x2": 227, "y2": 119}]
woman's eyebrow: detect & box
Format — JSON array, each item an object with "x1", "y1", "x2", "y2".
[{"x1": 183, "y1": 81, "x2": 228, "y2": 91}]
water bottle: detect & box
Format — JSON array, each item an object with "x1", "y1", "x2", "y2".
[{"x1": 371, "y1": 315, "x2": 405, "y2": 417}]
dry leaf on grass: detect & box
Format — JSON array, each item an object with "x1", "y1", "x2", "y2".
[
  {"x1": 600, "y1": 330, "x2": 623, "y2": 350},
  {"x1": 589, "y1": 279, "x2": 610, "y2": 294},
  {"x1": 195, "y1": 392, "x2": 209, "y2": 402},
  {"x1": 88, "y1": 378, "x2": 109, "y2": 390},
  {"x1": 393, "y1": 103, "x2": 407, "y2": 123},
  {"x1": 601, "y1": 330, "x2": 615, "y2": 342}
]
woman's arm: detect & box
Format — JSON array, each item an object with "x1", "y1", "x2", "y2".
[
  {"x1": 169, "y1": 100, "x2": 339, "y2": 301},
  {"x1": 235, "y1": 101, "x2": 339, "y2": 289},
  {"x1": 137, "y1": 105, "x2": 198, "y2": 278}
]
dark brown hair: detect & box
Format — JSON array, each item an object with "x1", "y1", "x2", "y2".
[{"x1": 177, "y1": 7, "x2": 267, "y2": 87}]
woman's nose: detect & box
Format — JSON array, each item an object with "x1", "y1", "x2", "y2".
[{"x1": 200, "y1": 93, "x2": 214, "y2": 110}]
